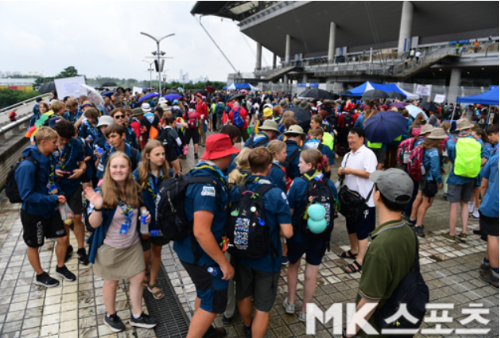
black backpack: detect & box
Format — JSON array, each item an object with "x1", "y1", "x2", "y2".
[
  {"x1": 156, "y1": 173, "x2": 222, "y2": 262},
  {"x1": 225, "y1": 183, "x2": 276, "y2": 259},
  {"x1": 326, "y1": 114, "x2": 338, "y2": 131},
  {"x1": 6, "y1": 156, "x2": 39, "y2": 203},
  {"x1": 374, "y1": 232, "x2": 429, "y2": 335},
  {"x1": 282, "y1": 147, "x2": 301, "y2": 179},
  {"x1": 247, "y1": 135, "x2": 268, "y2": 149},
  {"x1": 296, "y1": 175, "x2": 336, "y2": 240},
  {"x1": 343, "y1": 113, "x2": 354, "y2": 130}
]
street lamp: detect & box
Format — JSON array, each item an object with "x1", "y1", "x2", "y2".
[
  {"x1": 142, "y1": 60, "x2": 154, "y2": 89},
  {"x1": 140, "y1": 32, "x2": 175, "y2": 94}
]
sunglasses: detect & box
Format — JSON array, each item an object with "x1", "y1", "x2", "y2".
[{"x1": 114, "y1": 115, "x2": 125, "y2": 119}]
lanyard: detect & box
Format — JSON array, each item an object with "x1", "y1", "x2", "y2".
[
  {"x1": 147, "y1": 170, "x2": 165, "y2": 200},
  {"x1": 56, "y1": 144, "x2": 73, "y2": 170},
  {"x1": 117, "y1": 199, "x2": 134, "y2": 231},
  {"x1": 48, "y1": 154, "x2": 57, "y2": 185},
  {"x1": 86, "y1": 121, "x2": 98, "y2": 138},
  {"x1": 492, "y1": 143, "x2": 499, "y2": 156}
]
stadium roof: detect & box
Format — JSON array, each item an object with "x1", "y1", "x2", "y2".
[{"x1": 190, "y1": 2, "x2": 279, "y2": 21}]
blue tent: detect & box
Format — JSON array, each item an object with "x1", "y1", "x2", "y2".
[
  {"x1": 346, "y1": 81, "x2": 407, "y2": 97},
  {"x1": 223, "y1": 83, "x2": 252, "y2": 90},
  {"x1": 457, "y1": 87, "x2": 499, "y2": 105}
]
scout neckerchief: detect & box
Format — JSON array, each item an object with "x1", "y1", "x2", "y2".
[
  {"x1": 47, "y1": 154, "x2": 58, "y2": 195},
  {"x1": 67, "y1": 111, "x2": 78, "y2": 124},
  {"x1": 147, "y1": 169, "x2": 165, "y2": 200},
  {"x1": 117, "y1": 198, "x2": 134, "y2": 235},
  {"x1": 85, "y1": 121, "x2": 98, "y2": 139},
  {"x1": 56, "y1": 143, "x2": 73, "y2": 171},
  {"x1": 196, "y1": 160, "x2": 227, "y2": 186}
]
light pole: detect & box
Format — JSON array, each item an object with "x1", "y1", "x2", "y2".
[
  {"x1": 143, "y1": 60, "x2": 154, "y2": 89},
  {"x1": 140, "y1": 32, "x2": 175, "y2": 94}
]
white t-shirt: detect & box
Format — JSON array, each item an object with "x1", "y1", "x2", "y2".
[{"x1": 340, "y1": 145, "x2": 377, "y2": 207}]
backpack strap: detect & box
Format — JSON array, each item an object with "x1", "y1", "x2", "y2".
[
  {"x1": 24, "y1": 156, "x2": 39, "y2": 186},
  {"x1": 412, "y1": 230, "x2": 420, "y2": 273}
]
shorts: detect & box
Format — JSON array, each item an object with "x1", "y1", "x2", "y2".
[
  {"x1": 65, "y1": 185, "x2": 83, "y2": 215},
  {"x1": 237, "y1": 128, "x2": 250, "y2": 143},
  {"x1": 346, "y1": 206, "x2": 376, "y2": 240},
  {"x1": 141, "y1": 235, "x2": 170, "y2": 252},
  {"x1": 165, "y1": 147, "x2": 178, "y2": 162},
  {"x1": 419, "y1": 180, "x2": 438, "y2": 198},
  {"x1": 81, "y1": 172, "x2": 91, "y2": 183},
  {"x1": 370, "y1": 148, "x2": 386, "y2": 164},
  {"x1": 447, "y1": 181, "x2": 475, "y2": 203},
  {"x1": 21, "y1": 209, "x2": 67, "y2": 248},
  {"x1": 181, "y1": 261, "x2": 228, "y2": 314},
  {"x1": 287, "y1": 239, "x2": 328, "y2": 266},
  {"x1": 479, "y1": 212, "x2": 499, "y2": 237},
  {"x1": 184, "y1": 128, "x2": 199, "y2": 145},
  {"x1": 234, "y1": 264, "x2": 279, "y2": 312}
]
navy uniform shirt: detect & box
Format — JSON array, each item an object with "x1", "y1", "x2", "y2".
[
  {"x1": 268, "y1": 161, "x2": 287, "y2": 193},
  {"x1": 244, "y1": 132, "x2": 270, "y2": 148},
  {"x1": 230, "y1": 175, "x2": 291, "y2": 273},
  {"x1": 52, "y1": 137, "x2": 85, "y2": 196},
  {"x1": 96, "y1": 143, "x2": 141, "y2": 179},
  {"x1": 285, "y1": 139, "x2": 301, "y2": 180},
  {"x1": 304, "y1": 138, "x2": 335, "y2": 165}
]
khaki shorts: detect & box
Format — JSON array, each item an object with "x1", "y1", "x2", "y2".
[{"x1": 93, "y1": 241, "x2": 145, "y2": 280}]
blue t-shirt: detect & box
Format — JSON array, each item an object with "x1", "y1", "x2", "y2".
[
  {"x1": 53, "y1": 137, "x2": 85, "y2": 196},
  {"x1": 446, "y1": 133, "x2": 487, "y2": 185},
  {"x1": 479, "y1": 155, "x2": 499, "y2": 218},
  {"x1": 287, "y1": 170, "x2": 338, "y2": 243},
  {"x1": 268, "y1": 161, "x2": 287, "y2": 193},
  {"x1": 304, "y1": 138, "x2": 335, "y2": 165},
  {"x1": 173, "y1": 164, "x2": 229, "y2": 267},
  {"x1": 285, "y1": 140, "x2": 301, "y2": 180},
  {"x1": 230, "y1": 175, "x2": 291, "y2": 273},
  {"x1": 96, "y1": 143, "x2": 141, "y2": 179},
  {"x1": 423, "y1": 148, "x2": 443, "y2": 184}
]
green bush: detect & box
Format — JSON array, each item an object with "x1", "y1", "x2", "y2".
[{"x1": 0, "y1": 89, "x2": 41, "y2": 110}]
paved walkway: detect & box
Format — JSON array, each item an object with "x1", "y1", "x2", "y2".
[{"x1": 0, "y1": 146, "x2": 497, "y2": 338}]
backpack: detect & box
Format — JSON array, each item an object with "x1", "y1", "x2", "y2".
[
  {"x1": 374, "y1": 232, "x2": 429, "y2": 334},
  {"x1": 296, "y1": 174, "x2": 335, "y2": 241},
  {"x1": 232, "y1": 108, "x2": 245, "y2": 128},
  {"x1": 343, "y1": 113, "x2": 354, "y2": 130},
  {"x1": 397, "y1": 138, "x2": 416, "y2": 164},
  {"x1": 282, "y1": 147, "x2": 301, "y2": 179},
  {"x1": 156, "y1": 173, "x2": 222, "y2": 262},
  {"x1": 6, "y1": 156, "x2": 39, "y2": 203},
  {"x1": 225, "y1": 183, "x2": 276, "y2": 259},
  {"x1": 187, "y1": 110, "x2": 198, "y2": 129},
  {"x1": 215, "y1": 103, "x2": 224, "y2": 115},
  {"x1": 454, "y1": 137, "x2": 481, "y2": 178},
  {"x1": 247, "y1": 135, "x2": 268, "y2": 149},
  {"x1": 407, "y1": 145, "x2": 426, "y2": 181}
]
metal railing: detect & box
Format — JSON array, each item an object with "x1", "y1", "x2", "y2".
[
  {"x1": 0, "y1": 93, "x2": 49, "y2": 116},
  {"x1": 0, "y1": 115, "x2": 32, "y2": 145}
]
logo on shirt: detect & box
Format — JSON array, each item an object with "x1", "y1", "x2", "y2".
[{"x1": 201, "y1": 186, "x2": 216, "y2": 197}]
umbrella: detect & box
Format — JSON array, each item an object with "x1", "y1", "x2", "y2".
[
  {"x1": 361, "y1": 89, "x2": 389, "y2": 100},
  {"x1": 164, "y1": 93, "x2": 182, "y2": 100},
  {"x1": 419, "y1": 102, "x2": 439, "y2": 114},
  {"x1": 364, "y1": 111, "x2": 408, "y2": 143},
  {"x1": 101, "y1": 91, "x2": 115, "y2": 97},
  {"x1": 101, "y1": 82, "x2": 117, "y2": 87},
  {"x1": 229, "y1": 94, "x2": 246, "y2": 101},
  {"x1": 37, "y1": 81, "x2": 55, "y2": 94},
  {"x1": 177, "y1": 87, "x2": 184, "y2": 93},
  {"x1": 387, "y1": 92, "x2": 407, "y2": 100},
  {"x1": 390, "y1": 102, "x2": 407, "y2": 109},
  {"x1": 405, "y1": 105, "x2": 429, "y2": 119},
  {"x1": 338, "y1": 90, "x2": 353, "y2": 96},
  {"x1": 80, "y1": 84, "x2": 105, "y2": 112},
  {"x1": 287, "y1": 107, "x2": 312, "y2": 132},
  {"x1": 297, "y1": 88, "x2": 337, "y2": 100},
  {"x1": 195, "y1": 89, "x2": 208, "y2": 96},
  {"x1": 239, "y1": 89, "x2": 249, "y2": 94},
  {"x1": 205, "y1": 86, "x2": 215, "y2": 93},
  {"x1": 138, "y1": 92, "x2": 159, "y2": 104}
]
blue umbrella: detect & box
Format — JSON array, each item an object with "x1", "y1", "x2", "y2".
[
  {"x1": 405, "y1": 105, "x2": 429, "y2": 119},
  {"x1": 364, "y1": 111, "x2": 408, "y2": 143},
  {"x1": 164, "y1": 93, "x2": 182, "y2": 100},
  {"x1": 101, "y1": 91, "x2": 114, "y2": 97},
  {"x1": 138, "y1": 92, "x2": 159, "y2": 103}
]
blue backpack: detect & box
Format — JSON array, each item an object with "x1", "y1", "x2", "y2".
[{"x1": 232, "y1": 108, "x2": 244, "y2": 128}]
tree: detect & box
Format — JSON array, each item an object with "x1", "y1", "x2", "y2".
[
  {"x1": 58, "y1": 66, "x2": 79, "y2": 78},
  {"x1": 0, "y1": 89, "x2": 39, "y2": 110}
]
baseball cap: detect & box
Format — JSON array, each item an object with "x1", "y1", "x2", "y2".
[
  {"x1": 201, "y1": 134, "x2": 240, "y2": 160},
  {"x1": 370, "y1": 168, "x2": 413, "y2": 205}
]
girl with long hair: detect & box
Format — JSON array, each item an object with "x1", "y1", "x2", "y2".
[
  {"x1": 267, "y1": 140, "x2": 288, "y2": 193},
  {"x1": 228, "y1": 147, "x2": 252, "y2": 188},
  {"x1": 85, "y1": 152, "x2": 157, "y2": 332},
  {"x1": 133, "y1": 140, "x2": 171, "y2": 299},
  {"x1": 284, "y1": 149, "x2": 338, "y2": 322}
]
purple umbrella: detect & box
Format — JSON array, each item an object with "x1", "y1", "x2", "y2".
[
  {"x1": 390, "y1": 102, "x2": 407, "y2": 109},
  {"x1": 163, "y1": 93, "x2": 182, "y2": 100},
  {"x1": 138, "y1": 92, "x2": 159, "y2": 103}
]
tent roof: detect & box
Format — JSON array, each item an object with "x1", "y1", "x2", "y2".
[
  {"x1": 456, "y1": 87, "x2": 499, "y2": 105},
  {"x1": 347, "y1": 82, "x2": 407, "y2": 97},
  {"x1": 223, "y1": 83, "x2": 252, "y2": 90}
]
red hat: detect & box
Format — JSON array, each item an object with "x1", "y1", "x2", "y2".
[
  {"x1": 201, "y1": 134, "x2": 240, "y2": 160},
  {"x1": 344, "y1": 103, "x2": 355, "y2": 111},
  {"x1": 195, "y1": 93, "x2": 203, "y2": 99},
  {"x1": 477, "y1": 104, "x2": 482, "y2": 108}
]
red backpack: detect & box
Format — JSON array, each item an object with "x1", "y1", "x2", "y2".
[
  {"x1": 187, "y1": 110, "x2": 198, "y2": 129},
  {"x1": 407, "y1": 145, "x2": 426, "y2": 181},
  {"x1": 397, "y1": 138, "x2": 415, "y2": 164}
]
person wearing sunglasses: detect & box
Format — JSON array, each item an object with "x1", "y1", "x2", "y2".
[{"x1": 110, "y1": 108, "x2": 140, "y2": 151}]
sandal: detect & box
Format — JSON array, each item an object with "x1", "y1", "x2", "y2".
[
  {"x1": 143, "y1": 272, "x2": 150, "y2": 288},
  {"x1": 148, "y1": 283, "x2": 164, "y2": 300},
  {"x1": 344, "y1": 261, "x2": 362, "y2": 274},
  {"x1": 337, "y1": 250, "x2": 358, "y2": 259}
]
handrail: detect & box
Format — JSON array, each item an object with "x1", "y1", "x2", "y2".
[
  {"x1": 0, "y1": 114, "x2": 32, "y2": 135},
  {"x1": 0, "y1": 93, "x2": 49, "y2": 115}
]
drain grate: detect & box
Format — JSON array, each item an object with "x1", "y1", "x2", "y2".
[{"x1": 143, "y1": 263, "x2": 190, "y2": 338}]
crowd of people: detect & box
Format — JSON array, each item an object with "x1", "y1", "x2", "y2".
[{"x1": 8, "y1": 87, "x2": 499, "y2": 337}]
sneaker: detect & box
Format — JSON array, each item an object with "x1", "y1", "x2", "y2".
[
  {"x1": 194, "y1": 154, "x2": 199, "y2": 159},
  {"x1": 243, "y1": 326, "x2": 251, "y2": 338},
  {"x1": 55, "y1": 265, "x2": 76, "y2": 282},
  {"x1": 440, "y1": 233, "x2": 456, "y2": 242},
  {"x1": 281, "y1": 257, "x2": 289, "y2": 266},
  {"x1": 206, "y1": 327, "x2": 227, "y2": 338},
  {"x1": 457, "y1": 233, "x2": 468, "y2": 242},
  {"x1": 104, "y1": 313, "x2": 126, "y2": 333},
  {"x1": 222, "y1": 313, "x2": 235, "y2": 324},
  {"x1": 480, "y1": 261, "x2": 490, "y2": 274},
  {"x1": 35, "y1": 272, "x2": 59, "y2": 288},
  {"x1": 406, "y1": 219, "x2": 416, "y2": 227},
  {"x1": 64, "y1": 245, "x2": 73, "y2": 263},
  {"x1": 479, "y1": 270, "x2": 499, "y2": 288},
  {"x1": 414, "y1": 226, "x2": 425, "y2": 237},
  {"x1": 283, "y1": 297, "x2": 295, "y2": 314},
  {"x1": 130, "y1": 313, "x2": 157, "y2": 329},
  {"x1": 77, "y1": 248, "x2": 89, "y2": 265},
  {"x1": 298, "y1": 311, "x2": 307, "y2": 322},
  {"x1": 469, "y1": 213, "x2": 480, "y2": 220}
]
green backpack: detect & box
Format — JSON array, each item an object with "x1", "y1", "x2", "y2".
[{"x1": 454, "y1": 137, "x2": 481, "y2": 178}]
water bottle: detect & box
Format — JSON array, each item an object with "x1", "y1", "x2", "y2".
[
  {"x1": 207, "y1": 267, "x2": 219, "y2": 276},
  {"x1": 59, "y1": 202, "x2": 74, "y2": 225},
  {"x1": 140, "y1": 209, "x2": 149, "y2": 234},
  {"x1": 95, "y1": 146, "x2": 104, "y2": 155},
  {"x1": 88, "y1": 135, "x2": 93, "y2": 141},
  {"x1": 150, "y1": 230, "x2": 163, "y2": 237}
]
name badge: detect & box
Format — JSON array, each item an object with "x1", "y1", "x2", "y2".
[
  {"x1": 48, "y1": 184, "x2": 58, "y2": 195},
  {"x1": 120, "y1": 223, "x2": 128, "y2": 235}
]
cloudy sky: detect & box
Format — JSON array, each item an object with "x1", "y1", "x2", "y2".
[{"x1": 0, "y1": 1, "x2": 275, "y2": 82}]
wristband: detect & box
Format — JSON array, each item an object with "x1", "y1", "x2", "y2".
[{"x1": 94, "y1": 207, "x2": 103, "y2": 212}]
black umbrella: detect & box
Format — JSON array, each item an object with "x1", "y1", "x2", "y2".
[
  {"x1": 195, "y1": 89, "x2": 208, "y2": 96},
  {"x1": 387, "y1": 91, "x2": 407, "y2": 100},
  {"x1": 38, "y1": 81, "x2": 56, "y2": 93},
  {"x1": 337, "y1": 90, "x2": 353, "y2": 97},
  {"x1": 229, "y1": 94, "x2": 246, "y2": 101},
  {"x1": 287, "y1": 107, "x2": 312, "y2": 132},
  {"x1": 297, "y1": 88, "x2": 337, "y2": 100},
  {"x1": 101, "y1": 81, "x2": 118, "y2": 87},
  {"x1": 361, "y1": 89, "x2": 389, "y2": 100},
  {"x1": 418, "y1": 102, "x2": 439, "y2": 114}
]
